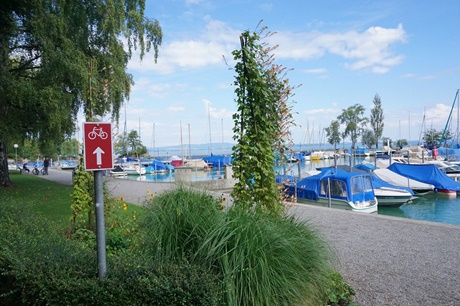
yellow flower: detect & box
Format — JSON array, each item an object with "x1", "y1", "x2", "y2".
[
  {"x1": 146, "y1": 190, "x2": 150, "y2": 194},
  {"x1": 122, "y1": 203, "x2": 127, "y2": 210},
  {"x1": 132, "y1": 215, "x2": 137, "y2": 221},
  {"x1": 120, "y1": 196, "x2": 124, "y2": 202},
  {"x1": 151, "y1": 193, "x2": 155, "y2": 199}
]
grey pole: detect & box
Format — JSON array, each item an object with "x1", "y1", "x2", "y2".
[{"x1": 94, "y1": 170, "x2": 107, "y2": 278}]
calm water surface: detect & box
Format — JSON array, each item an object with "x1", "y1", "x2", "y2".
[{"x1": 120, "y1": 156, "x2": 460, "y2": 226}]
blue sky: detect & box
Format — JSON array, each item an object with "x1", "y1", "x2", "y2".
[{"x1": 99, "y1": 0, "x2": 460, "y2": 152}]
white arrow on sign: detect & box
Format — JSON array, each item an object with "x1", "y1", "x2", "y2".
[{"x1": 93, "y1": 147, "x2": 105, "y2": 165}]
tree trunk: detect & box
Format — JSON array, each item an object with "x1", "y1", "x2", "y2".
[{"x1": 0, "y1": 141, "x2": 12, "y2": 187}]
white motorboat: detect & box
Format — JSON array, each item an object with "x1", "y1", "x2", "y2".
[
  {"x1": 121, "y1": 163, "x2": 146, "y2": 175},
  {"x1": 373, "y1": 187, "x2": 413, "y2": 206},
  {"x1": 374, "y1": 168, "x2": 434, "y2": 195}
]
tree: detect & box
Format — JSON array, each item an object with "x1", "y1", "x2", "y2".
[
  {"x1": 59, "y1": 138, "x2": 80, "y2": 159},
  {"x1": 361, "y1": 129, "x2": 376, "y2": 148},
  {"x1": 0, "y1": 0, "x2": 162, "y2": 186},
  {"x1": 337, "y1": 104, "x2": 368, "y2": 150},
  {"x1": 370, "y1": 94, "x2": 384, "y2": 148},
  {"x1": 231, "y1": 26, "x2": 297, "y2": 213},
  {"x1": 382, "y1": 136, "x2": 393, "y2": 149},
  {"x1": 325, "y1": 120, "x2": 341, "y2": 151},
  {"x1": 423, "y1": 128, "x2": 452, "y2": 149},
  {"x1": 396, "y1": 139, "x2": 408, "y2": 149}
]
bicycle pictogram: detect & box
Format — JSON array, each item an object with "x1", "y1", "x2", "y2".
[{"x1": 88, "y1": 126, "x2": 108, "y2": 140}]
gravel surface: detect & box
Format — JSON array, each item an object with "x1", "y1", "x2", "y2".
[{"x1": 39, "y1": 168, "x2": 460, "y2": 305}]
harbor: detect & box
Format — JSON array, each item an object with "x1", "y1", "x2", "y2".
[
  {"x1": 106, "y1": 153, "x2": 460, "y2": 227},
  {"x1": 38, "y1": 167, "x2": 460, "y2": 305}
]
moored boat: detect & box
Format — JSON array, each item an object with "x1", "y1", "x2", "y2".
[
  {"x1": 388, "y1": 163, "x2": 460, "y2": 196},
  {"x1": 285, "y1": 168, "x2": 378, "y2": 213}
]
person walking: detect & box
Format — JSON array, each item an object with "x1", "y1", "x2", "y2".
[{"x1": 43, "y1": 157, "x2": 50, "y2": 175}]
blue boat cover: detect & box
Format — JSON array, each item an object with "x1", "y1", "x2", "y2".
[
  {"x1": 202, "y1": 154, "x2": 233, "y2": 167},
  {"x1": 287, "y1": 168, "x2": 375, "y2": 203},
  {"x1": 436, "y1": 147, "x2": 460, "y2": 161},
  {"x1": 276, "y1": 175, "x2": 298, "y2": 183},
  {"x1": 388, "y1": 163, "x2": 460, "y2": 192},
  {"x1": 335, "y1": 165, "x2": 414, "y2": 195}
]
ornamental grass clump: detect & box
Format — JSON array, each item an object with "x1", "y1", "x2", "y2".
[{"x1": 141, "y1": 186, "x2": 333, "y2": 305}]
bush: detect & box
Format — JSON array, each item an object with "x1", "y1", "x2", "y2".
[
  {"x1": 0, "y1": 200, "x2": 223, "y2": 305},
  {"x1": 141, "y1": 186, "x2": 333, "y2": 305}
]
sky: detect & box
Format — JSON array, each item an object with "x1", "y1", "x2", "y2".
[{"x1": 88, "y1": 0, "x2": 460, "y2": 154}]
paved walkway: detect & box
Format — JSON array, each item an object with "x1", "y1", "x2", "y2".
[{"x1": 38, "y1": 168, "x2": 460, "y2": 305}]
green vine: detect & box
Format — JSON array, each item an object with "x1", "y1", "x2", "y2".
[
  {"x1": 231, "y1": 24, "x2": 298, "y2": 213},
  {"x1": 69, "y1": 155, "x2": 95, "y2": 233}
]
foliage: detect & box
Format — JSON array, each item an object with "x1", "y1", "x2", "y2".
[
  {"x1": 58, "y1": 138, "x2": 80, "y2": 159},
  {"x1": 141, "y1": 187, "x2": 333, "y2": 305},
  {"x1": 396, "y1": 139, "x2": 408, "y2": 149},
  {"x1": 70, "y1": 155, "x2": 95, "y2": 232},
  {"x1": 338, "y1": 104, "x2": 368, "y2": 149},
  {"x1": 231, "y1": 25, "x2": 298, "y2": 212},
  {"x1": 361, "y1": 129, "x2": 376, "y2": 148},
  {"x1": 0, "y1": 199, "x2": 222, "y2": 305},
  {"x1": 370, "y1": 94, "x2": 384, "y2": 147},
  {"x1": 423, "y1": 128, "x2": 452, "y2": 148},
  {"x1": 114, "y1": 129, "x2": 147, "y2": 157},
  {"x1": 324, "y1": 271, "x2": 357, "y2": 306},
  {"x1": 382, "y1": 136, "x2": 393, "y2": 149},
  {"x1": 0, "y1": 0, "x2": 162, "y2": 186},
  {"x1": 325, "y1": 120, "x2": 342, "y2": 150}
]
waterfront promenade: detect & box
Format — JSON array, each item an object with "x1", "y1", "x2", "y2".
[{"x1": 40, "y1": 168, "x2": 460, "y2": 305}]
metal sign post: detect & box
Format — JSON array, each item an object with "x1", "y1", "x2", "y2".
[{"x1": 83, "y1": 122, "x2": 114, "y2": 279}]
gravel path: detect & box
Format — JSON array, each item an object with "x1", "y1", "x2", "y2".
[{"x1": 40, "y1": 168, "x2": 460, "y2": 305}]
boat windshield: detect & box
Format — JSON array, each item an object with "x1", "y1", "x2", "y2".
[
  {"x1": 321, "y1": 179, "x2": 348, "y2": 198},
  {"x1": 351, "y1": 176, "x2": 373, "y2": 194}
]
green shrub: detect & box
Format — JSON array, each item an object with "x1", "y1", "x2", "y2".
[
  {"x1": 141, "y1": 186, "x2": 333, "y2": 305},
  {"x1": 325, "y1": 271, "x2": 357, "y2": 306},
  {"x1": 0, "y1": 200, "x2": 223, "y2": 305}
]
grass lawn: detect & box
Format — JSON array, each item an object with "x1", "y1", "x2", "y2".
[
  {"x1": 3, "y1": 172, "x2": 73, "y2": 229},
  {"x1": 2, "y1": 172, "x2": 145, "y2": 231}
]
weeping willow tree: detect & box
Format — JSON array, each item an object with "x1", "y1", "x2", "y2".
[
  {"x1": 231, "y1": 25, "x2": 298, "y2": 213},
  {"x1": 0, "y1": 0, "x2": 162, "y2": 186}
]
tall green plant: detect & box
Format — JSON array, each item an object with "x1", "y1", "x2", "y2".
[
  {"x1": 141, "y1": 187, "x2": 332, "y2": 305},
  {"x1": 231, "y1": 26, "x2": 297, "y2": 212},
  {"x1": 70, "y1": 155, "x2": 94, "y2": 232}
]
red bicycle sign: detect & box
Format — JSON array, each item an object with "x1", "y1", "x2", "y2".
[{"x1": 83, "y1": 122, "x2": 113, "y2": 171}]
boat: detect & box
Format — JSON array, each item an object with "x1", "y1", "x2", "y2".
[
  {"x1": 337, "y1": 164, "x2": 414, "y2": 206},
  {"x1": 388, "y1": 163, "x2": 460, "y2": 196},
  {"x1": 140, "y1": 158, "x2": 172, "y2": 173},
  {"x1": 202, "y1": 154, "x2": 233, "y2": 167},
  {"x1": 60, "y1": 160, "x2": 78, "y2": 170},
  {"x1": 121, "y1": 162, "x2": 146, "y2": 175},
  {"x1": 355, "y1": 147, "x2": 371, "y2": 157},
  {"x1": 373, "y1": 168, "x2": 434, "y2": 195},
  {"x1": 285, "y1": 168, "x2": 378, "y2": 213},
  {"x1": 110, "y1": 165, "x2": 127, "y2": 177}
]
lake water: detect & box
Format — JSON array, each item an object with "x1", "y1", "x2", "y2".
[{"x1": 119, "y1": 156, "x2": 460, "y2": 227}]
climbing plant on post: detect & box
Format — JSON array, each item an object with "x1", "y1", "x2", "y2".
[{"x1": 231, "y1": 26, "x2": 297, "y2": 213}]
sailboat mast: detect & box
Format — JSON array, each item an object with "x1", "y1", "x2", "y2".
[
  {"x1": 208, "y1": 102, "x2": 212, "y2": 154},
  {"x1": 180, "y1": 121, "x2": 184, "y2": 163},
  {"x1": 440, "y1": 89, "x2": 459, "y2": 145},
  {"x1": 152, "y1": 123, "x2": 155, "y2": 158},
  {"x1": 221, "y1": 119, "x2": 224, "y2": 155},
  {"x1": 188, "y1": 123, "x2": 191, "y2": 159}
]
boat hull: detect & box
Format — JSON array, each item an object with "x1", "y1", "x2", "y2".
[{"x1": 296, "y1": 197, "x2": 378, "y2": 213}]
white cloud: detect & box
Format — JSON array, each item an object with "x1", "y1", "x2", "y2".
[
  {"x1": 303, "y1": 68, "x2": 327, "y2": 74},
  {"x1": 272, "y1": 23, "x2": 407, "y2": 74},
  {"x1": 203, "y1": 99, "x2": 234, "y2": 119},
  {"x1": 128, "y1": 21, "x2": 407, "y2": 75},
  {"x1": 168, "y1": 106, "x2": 186, "y2": 112}
]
